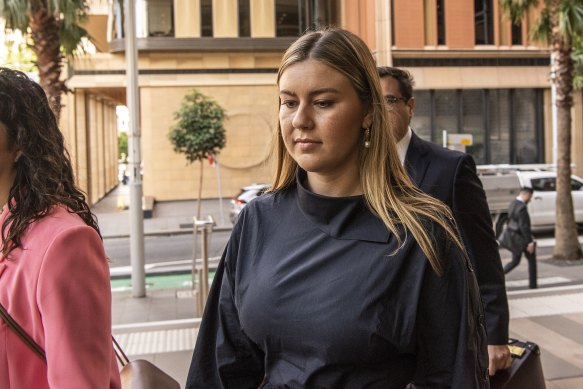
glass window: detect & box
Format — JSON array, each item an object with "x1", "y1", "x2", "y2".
[
  {"x1": 135, "y1": 0, "x2": 174, "y2": 38},
  {"x1": 488, "y1": 90, "x2": 511, "y2": 164},
  {"x1": 410, "y1": 90, "x2": 433, "y2": 142},
  {"x1": 239, "y1": 0, "x2": 251, "y2": 37},
  {"x1": 201, "y1": 0, "x2": 213, "y2": 37},
  {"x1": 475, "y1": 0, "x2": 493, "y2": 44},
  {"x1": 435, "y1": 90, "x2": 458, "y2": 139},
  {"x1": 462, "y1": 90, "x2": 486, "y2": 164},
  {"x1": 511, "y1": 22, "x2": 522, "y2": 45},
  {"x1": 572, "y1": 179, "x2": 583, "y2": 191},
  {"x1": 276, "y1": 1, "x2": 337, "y2": 37},
  {"x1": 437, "y1": 0, "x2": 445, "y2": 45},
  {"x1": 531, "y1": 178, "x2": 556, "y2": 192},
  {"x1": 514, "y1": 89, "x2": 539, "y2": 164},
  {"x1": 276, "y1": 0, "x2": 304, "y2": 36}
]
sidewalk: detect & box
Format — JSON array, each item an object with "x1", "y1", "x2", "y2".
[{"x1": 93, "y1": 185, "x2": 583, "y2": 388}]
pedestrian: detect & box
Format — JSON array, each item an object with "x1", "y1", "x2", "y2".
[
  {"x1": 377, "y1": 66, "x2": 512, "y2": 375},
  {"x1": 0, "y1": 68, "x2": 121, "y2": 388},
  {"x1": 499, "y1": 187, "x2": 537, "y2": 289},
  {"x1": 186, "y1": 28, "x2": 488, "y2": 388}
]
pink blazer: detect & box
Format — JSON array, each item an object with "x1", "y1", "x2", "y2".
[{"x1": 0, "y1": 205, "x2": 121, "y2": 389}]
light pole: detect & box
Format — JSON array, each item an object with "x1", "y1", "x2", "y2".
[{"x1": 125, "y1": 0, "x2": 146, "y2": 297}]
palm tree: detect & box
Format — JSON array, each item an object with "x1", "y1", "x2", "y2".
[
  {"x1": 0, "y1": 0, "x2": 90, "y2": 121},
  {"x1": 501, "y1": 0, "x2": 583, "y2": 260}
]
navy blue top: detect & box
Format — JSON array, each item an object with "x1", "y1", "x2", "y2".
[{"x1": 186, "y1": 171, "x2": 489, "y2": 389}]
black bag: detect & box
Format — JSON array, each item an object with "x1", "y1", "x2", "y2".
[
  {"x1": 490, "y1": 339, "x2": 546, "y2": 389},
  {"x1": 497, "y1": 228, "x2": 528, "y2": 254}
]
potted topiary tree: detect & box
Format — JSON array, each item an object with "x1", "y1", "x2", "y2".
[{"x1": 168, "y1": 90, "x2": 226, "y2": 218}]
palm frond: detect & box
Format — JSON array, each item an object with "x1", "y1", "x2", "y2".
[
  {"x1": 500, "y1": 0, "x2": 541, "y2": 23},
  {"x1": 0, "y1": 0, "x2": 30, "y2": 32},
  {"x1": 530, "y1": 7, "x2": 552, "y2": 44},
  {"x1": 59, "y1": 22, "x2": 90, "y2": 55},
  {"x1": 558, "y1": 0, "x2": 583, "y2": 45}
]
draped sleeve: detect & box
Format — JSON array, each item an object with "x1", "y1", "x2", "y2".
[{"x1": 185, "y1": 217, "x2": 265, "y2": 389}]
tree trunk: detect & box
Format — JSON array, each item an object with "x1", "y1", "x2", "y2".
[
  {"x1": 29, "y1": 4, "x2": 65, "y2": 121},
  {"x1": 551, "y1": 0, "x2": 583, "y2": 260},
  {"x1": 197, "y1": 161, "x2": 204, "y2": 219}
]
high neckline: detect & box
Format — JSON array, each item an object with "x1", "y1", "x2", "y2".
[{"x1": 295, "y1": 170, "x2": 391, "y2": 243}]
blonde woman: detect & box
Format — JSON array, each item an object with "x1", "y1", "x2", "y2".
[{"x1": 186, "y1": 28, "x2": 488, "y2": 389}]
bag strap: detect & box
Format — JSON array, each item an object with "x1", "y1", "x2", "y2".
[
  {"x1": 0, "y1": 302, "x2": 47, "y2": 363},
  {"x1": 1, "y1": 301, "x2": 129, "y2": 367},
  {"x1": 112, "y1": 336, "x2": 130, "y2": 367}
]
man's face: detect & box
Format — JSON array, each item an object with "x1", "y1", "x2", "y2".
[
  {"x1": 379, "y1": 76, "x2": 415, "y2": 142},
  {"x1": 523, "y1": 192, "x2": 533, "y2": 204}
]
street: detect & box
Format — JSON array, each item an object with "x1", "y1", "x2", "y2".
[{"x1": 104, "y1": 230, "x2": 232, "y2": 269}]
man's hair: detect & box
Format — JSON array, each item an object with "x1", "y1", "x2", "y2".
[
  {"x1": 377, "y1": 66, "x2": 415, "y2": 101},
  {"x1": 520, "y1": 187, "x2": 534, "y2": 194}
]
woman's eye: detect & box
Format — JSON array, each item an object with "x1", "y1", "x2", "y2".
[
  {"x1": 315, "y1": 100, "x2": 332, "y2": 108},
  {"x1": 281, "y1": 100, "x2": 297, "y2": 108}
]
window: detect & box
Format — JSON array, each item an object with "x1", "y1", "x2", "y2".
[
  {"x1": 462, "y1": 90, "x2": 486, "y2": 164},
  {"x1": 514, "y1": 89, "x2": 539, "y2": 164},
  {"x1": 531, "y1": 178, "x2": 556, "y2": 192},
  {"x1": 275, "y1": 0, "x2": 337, "y2": 37},
  {"x1": 511, "y1": 22, "x2": 522, "y2": 45},
  {"x1": 437, "y1": 0, "x2": 445, "y2": 45},
  {"x1": 135, "y1": 0, "x2": 174, "y2": 38},
  {"x1": 201, "y1": 0, "x2": 213, "y2": 37},
  {"x1": 475, "y1": 0, "x2": 493, "y2": 45},
  {"x1": 238, "y1": 0, "x2": 250, "y2": 37},
  {"x1": 572, "y1": 179, "x2": 583, "y2": 191},
  {"x1": 488, "y1": 90, "x2": 511, "y2": 164},
  {"x1": 410, "y1": 90, "x2": 433, "y2": 142},
  {"x1": 411, "y1": 88, "x2": 543, "y2": 164}
]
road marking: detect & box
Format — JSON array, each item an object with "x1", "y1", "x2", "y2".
[
  {"x1": 113, "y1": 327, "x2": 199, "y2": 356},
  {"x1": 509, "y1": 292, "x2": 583, "y2": 319},
  {"x1": 505, "y1": 276, "x2": 571, "y2": 288}
]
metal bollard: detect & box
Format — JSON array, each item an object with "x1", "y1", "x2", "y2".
[{"x1": 192, "y1": 216, "x2": 215, "y2": 316}]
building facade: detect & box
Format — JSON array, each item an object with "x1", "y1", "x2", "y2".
[{"x1": 68, "y1": 0, "x2": 583, "y2": 203}]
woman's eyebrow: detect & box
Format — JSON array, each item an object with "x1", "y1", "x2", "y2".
[{"x1": 279, "y1": 87, "x2": 341, "y2": 97}]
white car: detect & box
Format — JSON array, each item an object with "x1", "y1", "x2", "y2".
[
  {"x1": 517, "y1": 171, "x2": 583, "y2": 230},
  {"x1": 229, "y1": 184, "x2": 270, "y2": 224}
]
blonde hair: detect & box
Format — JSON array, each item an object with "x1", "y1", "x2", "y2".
[{"x1": 271, "y1": 28, "x2": 465, "y2": 275}]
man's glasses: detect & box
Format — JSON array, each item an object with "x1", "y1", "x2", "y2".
[{"x1": 384, "y1": 95, "x2": 409, "y2": 106}]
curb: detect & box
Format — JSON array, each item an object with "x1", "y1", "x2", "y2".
[
  {"x1": 112, "y1": 318, "x2": 201, "y2": 332},
  {"x1": 102, "y1": 226, "x2": 233, "y2": 239}
]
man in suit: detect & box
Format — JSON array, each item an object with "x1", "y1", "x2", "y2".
[
  {"x1": 502, "y1": 187, "x2": 537, "y2": 289},
  {"x1": 378, "y1": 67, "x2": 511, "y2": 375}
]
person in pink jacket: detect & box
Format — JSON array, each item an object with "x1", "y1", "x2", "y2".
[{"x1": 0, "y1": 67, "x2": 121, "y2": 388}]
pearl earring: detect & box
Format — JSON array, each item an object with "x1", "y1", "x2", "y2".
[{"x1": 364, "y1": 128, "x2": 371, "y2": 149}]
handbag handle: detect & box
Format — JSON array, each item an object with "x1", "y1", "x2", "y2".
[{"x1": 0, "y1": 302, "x2": 47, "y2": 363}]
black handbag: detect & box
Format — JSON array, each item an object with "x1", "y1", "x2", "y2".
[{"x1": 490, "y1": 338, "x2": 546, "y2": 389}]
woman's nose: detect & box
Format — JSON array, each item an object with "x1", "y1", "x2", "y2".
[{"x1": 291, "y1": 103, "x2": 312, "y2": 130}]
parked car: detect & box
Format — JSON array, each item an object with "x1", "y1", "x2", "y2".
[
  {"x1": 229, "y1": 183, "x2": 270, "y2": 224},
  {"x1": 478, "y1": 165, "x2": 583, "y2": 235}
]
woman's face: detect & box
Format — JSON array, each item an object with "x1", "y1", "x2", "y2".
[
  {"x1": 278, "y1": 59, "x2": 372, "y2": 188},
  {"x1": 0, "y1": 122, "x2": 18, "y2": 195}
]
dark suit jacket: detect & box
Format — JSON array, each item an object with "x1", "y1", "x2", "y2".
[
  {"x1": 506, "y1": 199, "x2": 533, "y2": 253},
  {"x1": 405, "y1": 132, "x2": 509, "y2": 345}
]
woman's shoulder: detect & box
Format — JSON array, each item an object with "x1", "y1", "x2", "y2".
[{"x1": 25, "y1": 205, "x2": 98, "y2": 243}]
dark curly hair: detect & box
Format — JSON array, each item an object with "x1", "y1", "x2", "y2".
[{"x1": 0, "y1": 67, "x2": 100, "y2": 256}]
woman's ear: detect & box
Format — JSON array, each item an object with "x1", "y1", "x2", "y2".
[{"x1": 362, "y1": 106, "x2": 373, "y2": 129}]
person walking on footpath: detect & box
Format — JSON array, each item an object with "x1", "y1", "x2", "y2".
[
  {"x1": 186, "y1": 28, "x2": 488, "y2": 388},
  {"x1": 0, "y1": 68, "x2": 121, "y2": 389},
  {"x1": 500, "y1": 187, "x2": 538, "y2": 289},
  {"x1": 377, "y1": 66, "x2": 512, "y2": 375}
]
